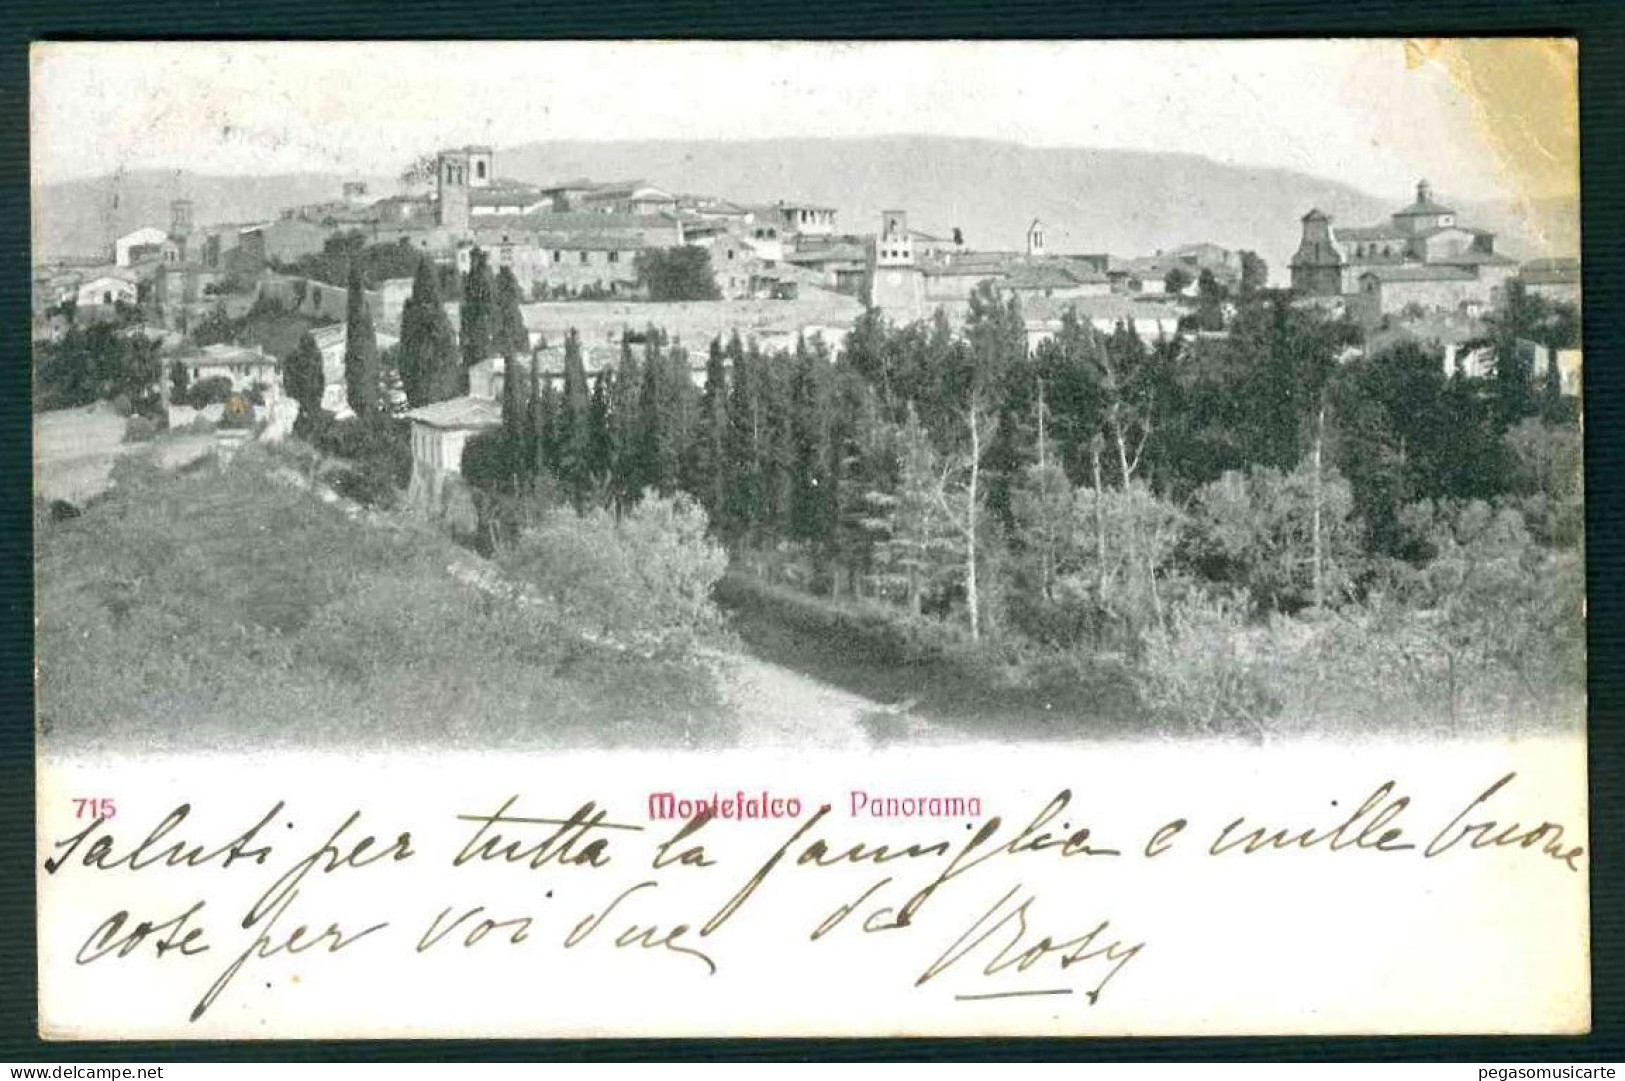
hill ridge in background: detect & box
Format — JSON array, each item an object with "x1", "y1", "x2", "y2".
[{"x1": 33, "y1": 136, "x2": 1578, "y2": 280}]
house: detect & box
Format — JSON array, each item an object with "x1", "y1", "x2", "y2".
[
  {"x1": 762, "y1": 201, "x2": 838, "y2": 237},
  {"x1": 404, "y1": 394, "x2": 504, "y2": 513},
  {"x1": 114, "y1": 226, "x2": 170, "y2": 268},
  {"x1": 784, "y1": 238, "x2": 868, "y2": 295},
  {"x1": 1023, "y1": 295, "x2": 1184, "y2": 349},
  {"x1": 676, "y1": 196, "x2": 753, "y2": 226},
  {"x1": 1531, "y1": 344, "x2": 1583, "y2": 397},
  {"x1": 1356, "y1": 265, "x2": 1486, "y2": 323},
  {"x1": 694, "y1": 233, "x2": 765, "y2": 299},
  {"x1": 74, "y1": 271, "x2": 139, "y2": 309},
  {"x1": 404, "y1": 354, "x2": 540, "y2": 512},
  {"x1": 1520, "y1": 258, "x2": 1581, "y2": 307},
  {"x1": 462, "y1": 209, "x2": 685, "y2": 298},
  {"x1": 256, "y1": 274, "x2": 414, "y2": 327},
  {"x1": 178, "y1": 343, "x2": 281, "y2": 394},
  {"x1": 1000, "y1": 260, "x2": 1113, "y2": 301},
  {"x1": 32, "y1": 266, "x2": 81, "y2": 314},
  {"x1": 865, "y1": 210, "x2": 1115, "y2": 325},
  {"x1": 469, "y1": 183, "x2": 551, "y2": 218},
  {"x1": 1290, "y1": 180, "x2": 1517, "y2": 311},
  {"x1": 472, "y1": 232, "x2": 650, "y2": 298},
  {"x1": 537, "y1": 178, "x2": 604, "y2": 212},
  {"x1": 578, "y1": 181, "x2": 679, "y2": 217},
  {"x1": 241, "y1": 218, "x2": 332, "y2": 264}
]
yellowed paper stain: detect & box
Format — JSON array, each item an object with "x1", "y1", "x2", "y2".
[{"x1": 1405, "y1": 38, "x2": 1579, "y2": 251}]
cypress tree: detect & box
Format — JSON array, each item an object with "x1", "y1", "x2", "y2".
[
  {"x1": 724, "y1": 332, "x2": 762, "y2": 540},
  {"x1": 537, "y1": 378, "x2": 560, "y2": 481},
  {"x1": 635, "y1": 333, "x2": 674, "y2": 495},
  {"x1": 588, "y1": 369, "x2": 614, "y2": 491},
  {"x1": 343, "y1": 262, "x2": 380, "y2": 417},
  {"x1": 693, "y1": 338, "x2": 731, "y2": 528},
  {"x1": 664, "y1": 342, "x2": 699, "y2": 494},
  {"x1": 460, "y1": 247, "x2": 495, "y2": 369},
  {"x1": 610, "y1": 339, "x2": 645, "y2": 510},
  {"x1": 527, "y1": 353, "x2": 546, "y2": 478},
  {"x1": 558, "y1": 328, "x2": 592, "y2": 506},
  {"x1": 399, "y1": 257, "x2": 462, "y2": 406},
  {"x1": 284, "y1": 331, "x2": 326, "y2": 434},
  {"x1": 759, "y1": 343, "x2": 796, "y2": 534},
  {"x1": 493, "y1": 267, "x2": 530, "y2": 359},
  {"x1": 502, "y1": 353, "x2": 528, "y2": 491},
  {"x1": 789, "y1": 335, "x2": 838, "y2": 545}
]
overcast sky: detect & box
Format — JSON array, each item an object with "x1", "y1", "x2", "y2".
[{"x1": 31, "y1": 40, "x2": 1577, "y2": 202}]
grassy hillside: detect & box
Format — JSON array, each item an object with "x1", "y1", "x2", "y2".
[{"x1": 35, "y1": 446, "x2": 732, "y2": 753}]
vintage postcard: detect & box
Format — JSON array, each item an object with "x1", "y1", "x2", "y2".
[{"x1": 31, "y1": 39, "x2": 1586, "y2": 1038}]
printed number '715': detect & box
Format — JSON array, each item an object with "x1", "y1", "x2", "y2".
[{"x1": 73, "y1": 798, "x2": 116, "y2": 820}]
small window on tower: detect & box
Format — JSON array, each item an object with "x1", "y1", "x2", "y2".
[{"x1": 476, "y1": 161, "x2": 486, "y2": 180}]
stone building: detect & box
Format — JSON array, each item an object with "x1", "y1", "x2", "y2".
[
  {"x1": 758, "y1": 201, "x2": 838, "y2": 238},
  {"x1": 1520, "y1": 257, "x2": 1581, "y2": 307},
  {"x1": 1289, "y1": 180, "x2": 1517, "y2": 316},
  {"x1": 864, "y1": 210, "x2": 1112, "y2": 326}
]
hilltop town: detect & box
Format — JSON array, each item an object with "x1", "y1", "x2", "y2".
[{"x1": 33, "y1": 143, "x2": 1582, "y2": 446}]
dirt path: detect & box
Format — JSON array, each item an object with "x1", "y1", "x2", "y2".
[
  {"x1": 710, "y1": 648, "x2": 937, "y2": 750},
  {"x1": 712, "y1": 651, "x2": 874, "y2": 749}
]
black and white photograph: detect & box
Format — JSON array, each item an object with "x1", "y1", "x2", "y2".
[{"x1": 29, "y1": 39, "x2": 1589, "y2": 1039}]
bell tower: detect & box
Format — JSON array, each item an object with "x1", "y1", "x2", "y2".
[
  {"x1": 877, "y1": 210, "x2": 913, "y2": 267},
  {"x1": 867, "y1": 209, "x2": 924, "y2": 322},
  {"x1": 436, "y1": 148, "x2": 473, "y2": 233},
  {"x1": 169, "y1": 198, "x2": 193, "y2": 239},
  {"x1": 1026, "y1": 218, "x2": 1046, "y2": 257}
]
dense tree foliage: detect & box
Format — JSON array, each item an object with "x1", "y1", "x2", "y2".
[
  {"x1": 34, "y1": 323, "x2": 163, "y2": 414},
  {"x1": 447, "y1": 278, "x2": 1580, "y2": 731},
  {"x1": 634, "y1": 246, "x2": 722, "y2": 301},
  {"x1": 273, "y1": 230, "x2": 426, "y2": 289}
]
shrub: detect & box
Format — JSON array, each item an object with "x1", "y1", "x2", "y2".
[
  {"x1": 1135, "y1": 587, "x2": 1280, "y2": 738},
  {"x1": 329, "y1": 464, "x2": 400, "y2": 509},
  {"x1": 1006, "y1": 473, "x2": 1185, "y2": 652},
  {"x1": 184, "y1": 375, "x2": 235, "y2": 408},
  {"x1": 501, "y1": 491, "x2": 727, "y2": 656},
  {"x1": 121, "y1": 415, "x2": 164, "y2": 444},
  {"x1": 1388, "y1": 498, "x2": 1586, "y2": 726},
  {"x1": 1183, "y1": 463, "x2": 1361, "y2": 614},
  {"x1": 1502, "y1": 418, "x2": 1583, "y2": 547},
  {"x1": 314, "y1": 413, "x2": 411, "y2": 506}
]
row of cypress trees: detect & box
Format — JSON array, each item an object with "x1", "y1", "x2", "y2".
[{"x1": 281, "y1": 246, "x2": 530, "y2": 426}]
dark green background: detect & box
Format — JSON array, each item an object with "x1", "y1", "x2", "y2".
[{"x1": 2, "y1": 5, "x2": 1620, "y2": 1062}]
